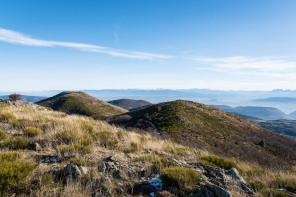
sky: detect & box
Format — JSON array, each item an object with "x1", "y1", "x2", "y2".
[{"x1": 1, "y1": 0, "x2": 296, "y2": 91}]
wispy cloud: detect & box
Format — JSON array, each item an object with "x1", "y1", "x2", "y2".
[
  {"x1": 194, "y1": 56, "x2": 296, "y2": 78},
  {"x1": 0, "y1": 28, "x2": 172, "y2": 60}
]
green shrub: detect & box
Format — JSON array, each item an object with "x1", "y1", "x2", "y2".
[
  {"x1": 0, "y1": 112, "x2": 15, "y2": 123},
  {"x1": 201, "y1": 155, "x2": 236, "y2": 170},
  {"x1": 96, "y1": 130, "x2": 118, "y2": 149},
  {"x1": 23, "y1": 126, "x2": 42, "y2": 137},
  {"x1": 0, "y1": 152, "x2": 36, "y2": 196},
  {"x1": 55, "y1": 130, "x2": 79, "y2": 144},
  {"x1": 0, "y1": 130, "x2": 7, "y2": 141},
  {"x1": 161, "y1": 166, "x2": 200, "y2": 192},
  {"x1": 4, "y1": 137, "x2": 29, "y2": 149},
  {"x1": 69, "y1": 158, "x2": 86, "y2": 166},
  {"x1": 261, "y1": 188, "x2": 288, "y2": 197}
]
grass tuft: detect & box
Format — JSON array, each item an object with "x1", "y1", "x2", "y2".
[
  {"x1": 201, "y1": 155, "x2": 236, "y2": 170},
  {"x1": 161, "y1": 166, "x2": 200, "y2": 192},
  {"x1": 69, "y1": 158, "x2": 86, "y2": 166}
]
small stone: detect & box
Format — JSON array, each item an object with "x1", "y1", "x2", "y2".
[
  {"x1": 98, "y1": 163, "x2": 106, "y2": 173},
  {"x1": 79, "y1": 166, "x2": 88, "y2": 175}
]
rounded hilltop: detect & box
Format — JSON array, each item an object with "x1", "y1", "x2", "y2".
[{"x1": 37, "y1": 91, "x2": 128, "y2": 119}]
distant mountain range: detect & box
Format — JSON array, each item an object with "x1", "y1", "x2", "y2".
[
  {"x1": 253, "y1": 97, "x2": 296, "y2": 103},
  {"x1": 212, "y1": 105, "x2": 292, "y2": 120},
  {"x1": 2, "y1": 89, "x2": 296, "y2": 113},
  {"x1": 108, "y1": 99, "x2": 152, "y2": 110},
  {"x1": 0, "y1": 95, "x2": 47, "y2": 103}
]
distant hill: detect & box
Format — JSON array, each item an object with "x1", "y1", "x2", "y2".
[
  {"x1": 253, "y1": 97, "x2": 296, "y2": 103},
  {"x1": 212, "y1": 105, "x2": 291, "y2": 120},
  {"x1": 289, "y1": 111, "x2": 296, "y2": 119},
  {"x1": 37, "y1": 91, "x2": 127, "y2": 119},
  {"x1": 231, "y1": 113, "x2": 296, "y2": 138},
  {"x1": 0, "y1": 95, "x2": 47, "y2": 103},
  {"x1": 107, "y1": 100, "x2": 296, "y2": 168},
  {"x1": 254, "y1": 120, "x2": 296, "y2": 138},
  {"x1": 108, "y1": 99, "x2": 152, "y2": 110}
]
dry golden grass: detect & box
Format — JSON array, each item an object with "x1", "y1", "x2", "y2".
[{"x1": 0, "y1": 102, "x2": 296, "y2": 196}]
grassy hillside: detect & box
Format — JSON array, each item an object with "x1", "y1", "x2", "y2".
[
  {"x1": 108, "y1": 99, "x2": 152, "y2": 110},
  {"x1": 107, "y1": 100, "x2": 296, "y2": 168},
  {"x1": 37, "y1": 91, "x2": 127, "y2": 119},
  {"x1": 0, "y1": 102, "x2": 296, "y2": 196}
]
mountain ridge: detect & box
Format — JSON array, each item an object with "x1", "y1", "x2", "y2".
[
  {"x1": 107, "y1": 100, "x2": 296, "y2": 168},
  {"x1": 108, "y1": 98, "x2": 152, "y2": 110},
  {"x1": 37, "y1": 91, "x2": 128, "y2": 119}
]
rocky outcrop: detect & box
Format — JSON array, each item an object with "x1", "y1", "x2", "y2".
[
  {"x1": 193, "y1": 183, "x2": 232, "y2": 197},
  {"x1": 62, "y1": 163, "x2": 81, "y2": 182},
  {"x1": 98, "y1": 161, "x2": 137, "y2": 180},
  {"x1": 95, "y1": 157, "x2": 254, "y2": 196},
  {"x1": 188, "y1": 162, "x2": 254, "y2": 196}
]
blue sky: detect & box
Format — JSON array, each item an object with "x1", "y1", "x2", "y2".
[{"x1": 1, "y1": 0, "x2": 296, "y2": 91}]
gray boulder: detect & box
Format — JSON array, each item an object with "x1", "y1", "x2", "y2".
[
  {"x1": 226, "y1": 168, "x2": 246, "y2": 184},
  {"x1": 63, "y1": 163, "x2": 81, "y2": 182},
  {"x1": 206, "y1": 183, "x2": 232, "y2": 197}
]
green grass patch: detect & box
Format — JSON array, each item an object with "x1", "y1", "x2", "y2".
[
  {"x1": 55, "y1": 130, "x2": 79, "y2": 144},
  {"x1": 161, "y1": 166, "x2": 200, "y2": 192},
  {"x1": 249, "y1": 181, "x2": 267, "y2": 192},
  {"x1": 69, "y1": 158, "x2": 86, "y2": 166},
  {"x1": 135, "y1": 154, "x2": 175, "y2": 171},
  {"x1": 57, "y1": 143, "x2": 91, "y2": 156},
  {"x1": 261, "y1": 188, "x2": 289, "y2": 197},
  {"x1": 271, "y1": 175, "x2": 296, "y2": 193},
  {"x1": 23, "y1": 126, "x2": 42, "y2": 137},
  {"x1": 0, "y1": 130, "x2": 7, "y2": 141},
  {"x1": 201, "y1": 155, "x2": 236, "y2": 170},
  {"x1": 0, "y1": 112, "x2": 15, "y2": 123},
  {"x1": 4, "y1": 137, "x2": 29, "y2": 150}
]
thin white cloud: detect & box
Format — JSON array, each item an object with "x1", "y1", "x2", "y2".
[
  {"x1": 194, "y1": 56, "x2": 296, "y2": 71},
  {"x1": 194, "y1": 56, "x2": 296, "y2": 79},
  {"x1": 0, "y1": 28, "x2": 172, "y2": 60}
]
